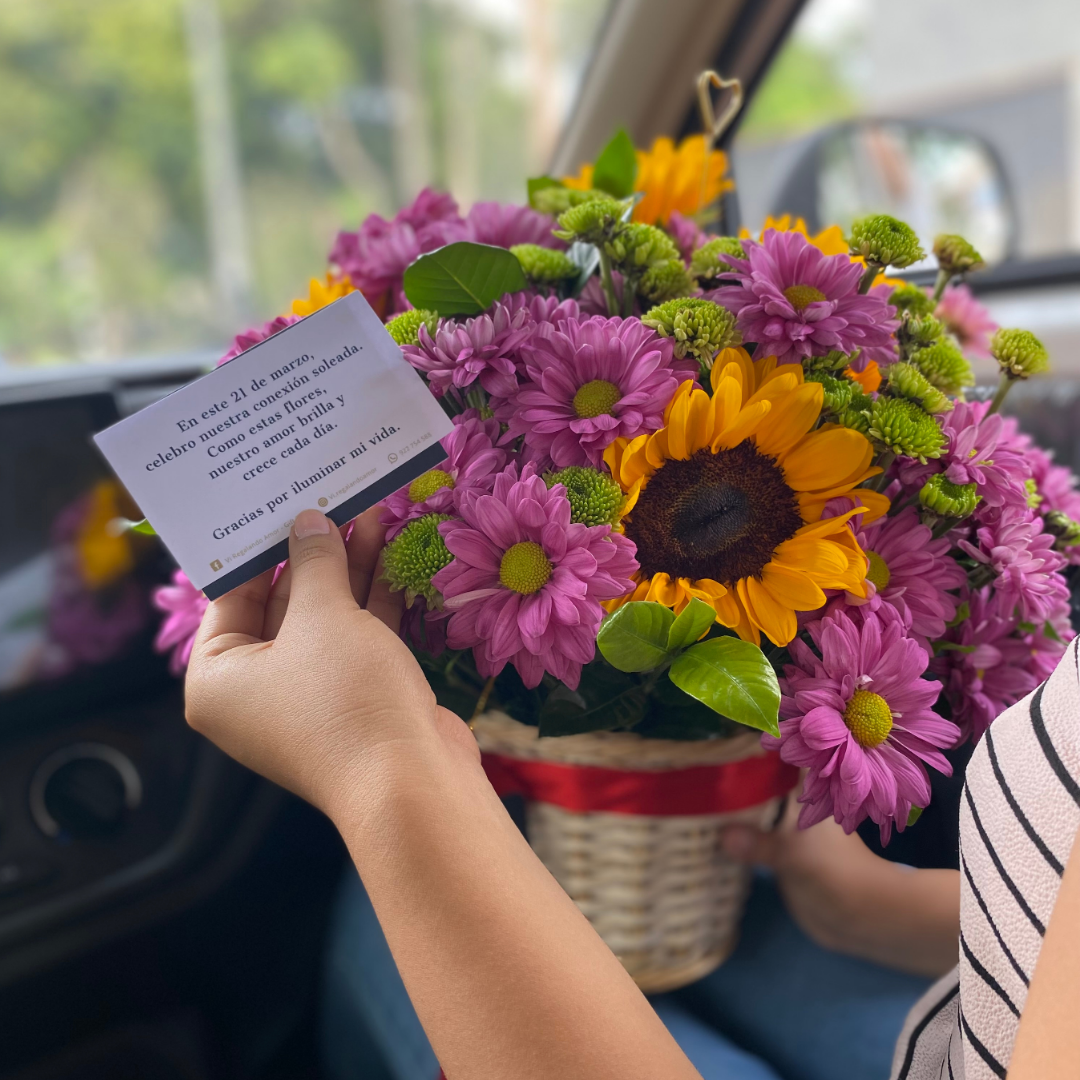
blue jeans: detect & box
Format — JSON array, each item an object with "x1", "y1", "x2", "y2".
[{"x1": 322, "y1": 871, "x2": 930, "y2": 1080}]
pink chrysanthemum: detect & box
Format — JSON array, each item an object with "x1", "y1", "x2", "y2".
[
  {"x1": 432, "y1": 464, "x2": 639, "y2": 690},
  {"x1": 329, "y1": 189, "x2": 469, "y2": 316},
  {"x1": 958, "y1": 505, "x2": 1068, "y2": 624},
  {"x1": 465, "y1": 202, "x2": 562, "y2": 249},
  {"x1": 217, "y1": 314, "x2": 300, "y2": 366},
  {"x1": 501, "y1": 316, "x2": 693, "y2": 468},
  {"x1": 666, "y1": 209, "x2": 708, "y2": 263},
  {"x1": 935, "y1": 283, "x2": 998, "y2": 359},
  {"x1": 152, "y1": 570, "x2": 208, "y2": 675},
  {"x1": 501, "y1": 291, "x2": 582, "y2": 326},
  {"x1": 380, "y1": 411, "x2": 510, "y2": 539},
  {"x1": 836, "y1": 506, "x2": 966, "y2": 644},
  {"x1": 709, "y1": 229, "x2": 898, "y2": 369},
  {"x1": 899, "y1": 399, "x2": 1030, "y2": 510},
  {"x1": 402, "y1": 300, "x2": 533, "y2": 400},
  {"x1": 767, "y1": 605, "x2": 958, "y2": 842},
  {"x1": 931, "y1": 586, "x2": 1063, "y2": 741}
]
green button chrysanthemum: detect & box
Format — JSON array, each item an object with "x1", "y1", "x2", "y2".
[
  {"x1": 1046, "y1": 510, "x2": 1080, "y2": 551},
  {"x1": 545, "y1": 465, "x2": 625, "y2": 527},
  {"x1": 884, "y1": 362, "x2": 952, "y2": 414},
  {"x1": 918, "y1": 475, "x2": 980, "y2": 518},
  {"x1": 849, "y1": 214, "x2": 925, "y2": 268},
  {"x1": 991, "y1": 328, "x2": 1050, "y2": 379},
  {"x1": 532, "y1": 185, "x2": 606, "y2": 217},
  {"x1": 381, "y1": 513, "x2": 453, "y2": 607},
  {"x1": 386, "y1": 308, "x2": 439, "y2": 347},
  {"x1": 933, "y1": 234, "x2": 984, "y2": 276},
  {"x1": 604, "y1": 223, "x2": 680, "y2": 271},
  {"x1": 641, "y1": 297, "x2": 739, "y2": 364},
  {"x1": 889, "y1": 282, "x2": 937, "y2": 319},
  {"x1": 806, "y1": 372, "x2": 855, "y2": 414},
  {"x1": 553, "y1": 197, "x2": 626, "y2": 244},
  {"x1": 510, "y1": 244, "x2": 578, "y2": 285},
  {"x1": 638, "y1": 258, "x2": 695, "y2": 303},
  {"x1": 689, "y1": 237, "x2": 746, "y2": 283},
  {"x1": 909, "y1": 337, "x2": 975, "y2": 395},
  {"x1": 868, "y1": 397, "x2": 946, "y2": 462}
]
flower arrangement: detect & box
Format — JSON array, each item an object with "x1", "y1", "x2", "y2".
[{"x1": 153, "y1": 121, "x2": 1078, "y2": 847}]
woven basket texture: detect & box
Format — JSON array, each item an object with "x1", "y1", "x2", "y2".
[{"x1": 473, "y1": 712, "x2": 784, "y2": 994}]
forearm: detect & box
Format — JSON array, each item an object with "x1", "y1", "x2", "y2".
[{"x1": 329, "y1": 726, "x2": 700, "y2": 1080}]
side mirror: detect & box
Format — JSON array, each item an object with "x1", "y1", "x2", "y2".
[{"x1": 767, "y1": 120, "x2": 1016, "y2": 264}]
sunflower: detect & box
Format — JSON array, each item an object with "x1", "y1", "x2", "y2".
[
  {"x1": 603, "y1": 347, "x2": 885, "y2": 647},
  {"x1": 291, "y1": 273, "x2": 355, "y2": 318},
  {"x1": 563, "y1": 135, "x2": 734, "y2": 226}
]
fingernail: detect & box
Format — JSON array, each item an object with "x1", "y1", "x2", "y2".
[{"x1": 293, "y1": 510, "x2": 331, "y2": 539}]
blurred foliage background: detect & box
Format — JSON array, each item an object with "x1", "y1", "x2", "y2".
[{"x1": 0, "y1": 0, "x2": 604, "y2": 366}]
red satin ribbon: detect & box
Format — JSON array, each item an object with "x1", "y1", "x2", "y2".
[{"x1": 482, "y1": 749, "x2": 798, "y2": 817}]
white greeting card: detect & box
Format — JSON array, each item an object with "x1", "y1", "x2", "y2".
[{"x1": 94, "y1": 293, "x2": 453, "y2": 598}]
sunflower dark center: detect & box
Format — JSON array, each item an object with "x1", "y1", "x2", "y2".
[{"x1": 624, "y1": 441, "x2": 803, "y2": 584}]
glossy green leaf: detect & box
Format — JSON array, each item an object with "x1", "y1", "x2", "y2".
[
  {"x1": 669, "y1": 638, "x2": 781, "y2": 737},
  {"x1": 402, "y1": 242, "x2": 527, "y2": 316},
  {"x1": 591, "y1": 128, "x2": 638, "y2": 198},
  {"x1": 527, "y1": 175, "x2": 563, "y2": 208},
  {"x1": 596, "y1": 601, "x2": 675, "y2": 672},
  {"x1": 666, "y1": 597, "x2": 717, "y2": 652},
  {"x1": 538, "y1": 666, "x2": 647, "y2": 736},
  {"x1": 130, "y1": 518, "x2": 156, "y2": 535},
  {"x1": 907, "y1": 805, "x2": 925, "y2": 827}
]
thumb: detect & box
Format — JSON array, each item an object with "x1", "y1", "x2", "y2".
[
  {"x1": 719, "y1": 824, "x2": 785, "y2": 868},
  {"x1": 285, "y1": 509, "x2": 355, "y2": 617}
]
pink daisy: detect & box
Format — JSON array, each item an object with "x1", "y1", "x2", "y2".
[
  {"x1": 502, "y1": 291, "x2": 582, "y2": 326},
  {"x1": 217, "y1": 314, "x2": 300, "y2": 366},
  {"x1": 899, "y1": 399, "x2": 1030, "y2": 511},
  {"x1": 380, "y1": 411, "x2": 510, "y2": 539},
  {"x1": 152, "y1": 570, "x2": 208, "y2": 675},
  {"x1": 836, "y1": 506, "x2": 966, "y2": 644},
  {"x1": 932, "y1": 586, "x2": 1048, "y2": 741},
  {"x1": 935, "y1": 283, "x2": 998, "y2": 358},
  {"x1": 329, "y1": 189, "x2": 469, "y2": 316},
  {"x1": 766, "y1": 605, "x2": 958, "y2": 843},
  {"x1": 465, "y1": 201, "x2": 562, "y2": 249},
  {"x1": 500, "y1": 316, "x2": 694, "y2": 468},
  {"x1": 666, "y1": 210, "x2": 708, "y2": 263},
  {"x1": 958, "y1": 505, "x2": 1068, "y2": 624},
  {"x1": 709, "y1": 229, "x2": 898, "y2": 369},
  {"x1": 431, "y1": 464, "x2": 639, "y2": 690},
  {"x1": 402, "y1": 300, "x2": 533, "y2": 401}
]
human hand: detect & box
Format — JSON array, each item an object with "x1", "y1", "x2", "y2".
[
  {"x1": 720, "y1": 796, "x2": 959, "y2": 976},
  {"x1": 185, "y1": 507, "x2": 473, "y2": 818}
]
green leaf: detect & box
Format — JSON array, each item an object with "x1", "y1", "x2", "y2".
[
  {"x1": 130, "y1": 518, "x2": 156, "y2": 535},
  {"x1": 666, "y1": 598, "x2": 717, "y2": 652},
  {"x1": 538, "y1": 665, "x2": 647, "y2": 736},
  {"x1": 1044, "y1": 620, "x2": 1065, "y2": 644},
  {"x1": 402, "y1": 242, "x2": 527, "y2": 316},
  {"x1": 907, "y1": 805, "x2": 925, "y2": 827},
  {"x1": 527, "y1": 175, "x2": 563, "y2": 208},
  {"x1": 596, "y1": 601, "x2": 675, "y2": 672},
  {"x1": 669, "y1": 638, "x2": 781, "y2": 737},
  {"x1": 591, "y1": 128, "x2": 638, "y2": 198}
]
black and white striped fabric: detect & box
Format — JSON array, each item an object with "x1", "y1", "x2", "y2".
[{"x1": 890, "y1": 634, "x2": 1080, "y2": 1080}]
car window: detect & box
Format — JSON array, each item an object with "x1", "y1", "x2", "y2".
[
  {"x1": 0, "y1": 0, "x2": 607, "y2": 368},
  {"x1": 733, "y1": 0, "x2": 1080, "y2": 265}
]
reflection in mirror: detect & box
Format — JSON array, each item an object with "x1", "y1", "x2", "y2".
[{"x1": 771, "y1": 121, "x2": 1014, "y2": 266}]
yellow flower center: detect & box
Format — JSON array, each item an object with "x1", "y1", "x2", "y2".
[
  {"x1": 573, "y1": 379, "x2": 621, "y2": 419},
  {"x1": 843, "y1": 689, "x2": 894, "y2": 749},
  {"x1": 408, "y1": 469, "x2": 455, "y2": 503},
  {"x1": 499, "y1": 541, "x2": 552, "y2": 595},
  {"x1": 865, "y1": 550, "x2": 891, "y2": 591},
  {"x1": 783, "y1": 284, "x2": 827, "y2": 311}
]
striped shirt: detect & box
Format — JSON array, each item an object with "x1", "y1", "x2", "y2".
[{"x1": 891, "y1": 634, "x2": 1080, "y2": 1080}]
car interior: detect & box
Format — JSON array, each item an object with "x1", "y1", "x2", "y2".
[{"x1": 2, "y1": 0, "x2": 1080, "y2": 1076}]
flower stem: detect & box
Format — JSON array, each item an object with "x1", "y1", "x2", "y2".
[
  {"x1": 987, "y1": 372, "x2": 1014, "y2": 416},
  {"x1": 597, "y1": 247, "x2": 619, "y2": 317},
  {"x1": 858, "y1": 262, "x2": 883, "y2": 294},
  {"x1": 931, "y1": 268, "x2": 951, "y2": 304},
  {"x1": 621, "y1": 274, "x2": 637, "y2": 318},
  {"x1": 930, "y1": 515, "x2": 958, "y2": 540}
]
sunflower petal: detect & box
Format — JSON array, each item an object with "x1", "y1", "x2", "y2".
[
  {"x1": 779, "y1": 427, "x2": 875, "y2": 494},
  {"x1": 761, "y1": 563, "x2": 827, "y2": 612},
  {"x1": 752, "y1": 382, "x2": 823, "y2": 457},
  {"x1": 739, "y1": 577, "x2": 797, "y2": 647},
  {"x1": 713, "y1": 399, "x2": 771, "y2": 451}
]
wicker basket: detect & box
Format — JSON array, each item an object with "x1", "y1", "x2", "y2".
[{"x1": 473, "y1": 711, "x2": 797, "y2": 994}]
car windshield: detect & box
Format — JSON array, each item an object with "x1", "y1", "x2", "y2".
[{"x1": 0, "y1": 0, "x2": 607, "y2": 368}]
